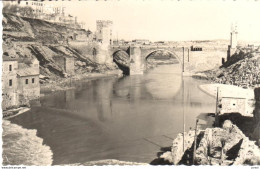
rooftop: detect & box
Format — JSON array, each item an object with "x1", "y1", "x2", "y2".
[
  {"x1": 17, "y1": 68, "x2": 39, "y2": 77},
  {"x1": 3, "y1": 55, "x2": 18, "y2": 61}
]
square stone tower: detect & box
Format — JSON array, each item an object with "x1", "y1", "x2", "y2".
[
  {"x1": 96, "y1": 20, "x2": 113, "y2": 45},
  {"x1": 227, "y1": 23, "x2": 238, "y2": 61},
  {"x1": 230, "y1": 23, "x2": 238, "y2": 49}
]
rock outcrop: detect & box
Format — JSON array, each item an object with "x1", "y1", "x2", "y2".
[
  {"x1": 2, "y1": 13, "x2": 119, "y2": 82},
  {"x1": 161, "y1": 120, "x2": 260, "y2": 165}
]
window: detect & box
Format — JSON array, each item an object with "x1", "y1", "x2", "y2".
[
  {"x1": 9, "y1": 65, "x2": 12, "y2": 71},
  {"x1": 9, "y1": 79, "x2": 12, "y2": 86},
  {"x1": 32, "y1": 78, "x2": 35, "y2": 83},
  {"x1": 25, "y1": 79, "x2": 28, "y2": 84}
]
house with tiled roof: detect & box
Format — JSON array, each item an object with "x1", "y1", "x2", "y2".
[
  {"x1": 2, "y1": 56, "x2": 40, "y2": 110},
  {"x1": 17, "y1": 58, "x2": 40, "y2": 100}
]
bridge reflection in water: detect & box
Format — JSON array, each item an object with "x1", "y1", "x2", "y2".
[{"x1": 10, "y1": 64, "x2": 216, "y2": 165}]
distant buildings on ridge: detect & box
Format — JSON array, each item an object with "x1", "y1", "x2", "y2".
[{"x1": 3, "y1": 0, "x2": 85, "y2": 29}]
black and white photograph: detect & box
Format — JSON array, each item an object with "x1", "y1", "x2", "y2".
[{"x1": 1, "y1": 0, "x2": 260, "y2": 167}]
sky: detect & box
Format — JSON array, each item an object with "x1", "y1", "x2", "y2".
[{"x1": 45, "y1": 1, "x2": 260, "y2": 42}]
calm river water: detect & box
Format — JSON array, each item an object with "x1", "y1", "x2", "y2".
[{"x1": 5, "y1": 64, "x2": 216, "y2": 165}]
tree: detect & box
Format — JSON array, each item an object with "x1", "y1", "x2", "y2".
[
  {"x1": 19, "y1": 6, "x2": 34, "y2": 17},
  {"x1": 3, "y1": 4, "x2": 19, "y2": 14},
  {"x1": 3, "y1": 4, "x2": 35, "y2": 18}
]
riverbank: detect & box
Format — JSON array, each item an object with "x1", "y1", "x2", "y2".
[
  {"x1": 62, "y1": 159, "x2": 148, "y2": 166},
  {"x1": 3, "y1": 107, "x2": 30, "y2": 119},
  {"x1": 2, "y1": 120, "x2": 53, "y2": 165},
  {"x1": 40, "y1": 70, "x2": 123, "y2": 93},
  {"x1": 41, "y1": 70, "x2": 123, "y2": 93},
  {"x1": 158, "y1": 120, "x2": 260, "y2": 165}
]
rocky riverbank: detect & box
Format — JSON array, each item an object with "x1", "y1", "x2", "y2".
[
  {"x1": 2, "y1": 120, "x2": 53, "y2": 165},
  {"x1": 204, "y1": 51, "x2": 260, "y2": 89},
  {"x1": 159, "y1": 120, "x2": 260, "y2": 165},
  {"x1": 3, "y1": 107, "x2": 30, "y2": 119}
]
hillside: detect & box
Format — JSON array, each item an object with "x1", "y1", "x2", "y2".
[
  {"x1": 205, "y1": 49, "x2": 260, "y2": 88},
  {"x1": 2, "y1": 13, "x2": 118, "y2": 83}
]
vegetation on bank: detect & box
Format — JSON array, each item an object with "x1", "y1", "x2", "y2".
[{"x1": 3, "y1": 4, "x2": 36, "y2": 18}]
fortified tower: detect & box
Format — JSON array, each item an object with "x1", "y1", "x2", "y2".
[
  {"x1": 96, "y1": 20, "x2": 113, "y2": 45},
  {"x1": 226, "y1": 23, "x2": 238, "y2": 62},
  {"x1": 230, "y1": 23, "x2": 238, "y2": 49}
]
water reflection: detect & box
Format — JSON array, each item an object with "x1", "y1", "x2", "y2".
[
  {"x1": 10, "y1": 64, "x2": 216, "y2": 165},
  {"x1": 145, "y1": 65, "x2": 182, "y2": 99},
  {"x1": 95, "y1": 78, "x2": 114, "y2": 122}
]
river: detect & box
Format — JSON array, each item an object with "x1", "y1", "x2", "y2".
[{"x1": 4, "y1": 64, "x2": 216, "y2": 165}]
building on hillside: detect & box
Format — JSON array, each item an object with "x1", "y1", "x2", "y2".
[
  {"x1": 78, "y1": 22, "x2": 86, "y2": 29},
  {"x1": 17, "y1": 58, "x2": 40, "y2": 100},
  {"x1": 191, "y1": 46, "x2": 203, "y2": 51},
  {"x1": 2, "y1": 56, "x2": 40, "y2": 110},
  {"x1": 154, "y1": 41, "x2": 166, "y2": 45},
  {"x1": 72, "y1": 31, "x2": 93, "y2": 42},
  {"x1": 3, "y1": 1, "x2": 86, "y2": 30},
  {"x1": 53, "y1": 56, "x2": 75, "y2": 76},
  {"x1": 19, "y1": 1, "x2": 44, "y2": 18},
  {"x1": 96, "y1": 20, "x2": 113, "y2": 45},
  {"x1": 2, "y1": 56, "x2": 19, "y2": 110},
  {"x1": 86, "y1": 29, "x2": 94, "y2": 40},
  {"x1": 132, "y1": 39, "x2": 150, "y2": 45}
]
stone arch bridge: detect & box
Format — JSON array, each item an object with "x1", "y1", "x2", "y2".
[
  {"x1": 109, "y1": 45, "x2": 188, "y2": 75},
  {"x1": 69, "y1": 41, "x2": 224, "y2": 75}
]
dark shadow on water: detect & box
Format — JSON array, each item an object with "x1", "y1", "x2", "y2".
[{"x1": 150, "y1": 146, "x2": 172, "y2": 165}]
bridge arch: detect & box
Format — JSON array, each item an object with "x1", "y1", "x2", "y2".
[
  {"x1": 144, "y1": 49, "x2": 181, "y2": 64},
  {"x1": 112, "y1": 50, "x2": 129, "y2": 58},
  {"x1": 112, "y1": 50, "x2": 130, "y2": 75}
]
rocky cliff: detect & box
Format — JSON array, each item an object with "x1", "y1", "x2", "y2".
[{"x1": 2, "y1": 13, "x2": 119, "y2": 82}]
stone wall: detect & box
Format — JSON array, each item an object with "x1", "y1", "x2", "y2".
[
  {"x1": 220, "y1": 98, "x2": 246, "y2": 115},
  {"x1": 174, "y1": 49, "x2": 226, "y2": 72},
  {"x1": 130, "y1": 47, "x2": 144, "y2": 75},
  {"x1": 2, "y1": 61, "x2": 19, "y2": 110},
  {"x1": 18, "y1": 75, "x2": 40, "y2": 100},
  {"x1": 2, "y1": 90, "x2": 19, "y2": 111},
  {"x1": 69, "y1": 41, "x2": 100, "y2": 62},
  {"x1": 65, "y1": 57, "x2": 75, "y2": 75}
]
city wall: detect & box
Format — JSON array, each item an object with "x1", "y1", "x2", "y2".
[{"x1": 68, "y1": 41, "x2": 112, "y2": 65}]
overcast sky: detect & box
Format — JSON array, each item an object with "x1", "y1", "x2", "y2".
[{"x1": 48, "y1": 1, "x2": 260, "y2": 42}]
